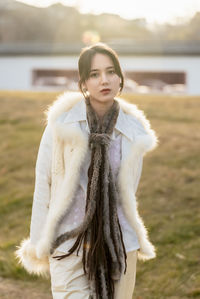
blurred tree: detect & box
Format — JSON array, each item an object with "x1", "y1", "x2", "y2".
[{"x1": 0, "y1": 0, "x2": 200, "y2": 44}]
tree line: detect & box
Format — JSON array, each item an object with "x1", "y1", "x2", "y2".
[{"x1": 0, "y1": 0, "x2": 200, "y2": 43}]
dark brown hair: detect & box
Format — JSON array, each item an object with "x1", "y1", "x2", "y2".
[{"x1": 78, "y1": 42, "x2": 124, "y2": 96}]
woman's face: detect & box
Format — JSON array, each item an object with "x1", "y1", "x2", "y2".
[{"x1": 83, "y1": 53, "x2": 121, "y2": 104}]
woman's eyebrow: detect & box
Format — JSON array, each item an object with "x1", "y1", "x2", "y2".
[{"x1": 90, "y1": 66, "x2": 115, "y2": 73}]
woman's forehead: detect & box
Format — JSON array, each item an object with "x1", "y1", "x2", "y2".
[{"x1": 90, "y1": 53, "x2": 114, "y2": 70}]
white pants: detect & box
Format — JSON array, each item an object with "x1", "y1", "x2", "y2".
[{"x1": 49, "y1": 250, "x2": 138, "y2": 299}]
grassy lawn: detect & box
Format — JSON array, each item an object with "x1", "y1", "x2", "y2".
[{"x1": 0, "y1": 90, "x2": 199, "y2": 298}]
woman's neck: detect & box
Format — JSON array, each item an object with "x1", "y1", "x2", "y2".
[{"x1": 89, "y1": 98, "x2": 114, "y2": 122}]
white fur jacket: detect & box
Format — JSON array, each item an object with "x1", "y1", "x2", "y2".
[{"x1": 15, "y1": 91, "x2": 159, "y2": 277}]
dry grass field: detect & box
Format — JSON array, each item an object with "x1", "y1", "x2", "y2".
[{"x1": 0, "y1": 90, "x2": 199, "y2": 298}]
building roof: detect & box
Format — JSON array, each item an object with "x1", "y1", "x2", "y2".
[{"x1": 1, "y1": 40, "x2": 200, "y2": 56}]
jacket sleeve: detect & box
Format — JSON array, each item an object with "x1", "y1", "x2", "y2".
[
  {"x1": 30, "y1": 124, "x2": 52, "y2": 245},
  {"x1": 15, "y1": 124, "x2": 52, "y2": 277},
  {"x1": 132, "y1": 116, "x2": 158, "y2": 195},
  {"x1": 133, "y1": 156, "x2": 143, "y2": 194}
]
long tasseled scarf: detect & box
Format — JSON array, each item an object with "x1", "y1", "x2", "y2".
[{"x1": 50, "y1": 98, "x2": 127, "y2": 299}]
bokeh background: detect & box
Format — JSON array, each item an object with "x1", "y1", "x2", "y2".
[{"x1": 0, "y1": 0, "x2": 200, "y2": 298}]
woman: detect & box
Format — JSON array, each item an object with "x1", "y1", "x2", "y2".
[{"x1": 16, "y1": 42, "x2": 158, "y2": 299}]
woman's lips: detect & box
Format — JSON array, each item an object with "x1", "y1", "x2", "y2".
[{"x1": 100, "y1": 89, "x2": 111, "y2": 94}]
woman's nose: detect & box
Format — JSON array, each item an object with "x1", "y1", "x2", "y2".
[{"x1": 101, "y1": 72, "x2": 109, "y2": 83}]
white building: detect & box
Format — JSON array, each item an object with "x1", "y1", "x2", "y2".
[{"x1": 0, "y1": 42, "x2": 200, "y2": 94}]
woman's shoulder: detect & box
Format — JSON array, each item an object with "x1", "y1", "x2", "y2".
[
  {"x1": 45, "y1": 91, "x2": 83, "y2": 126},
  {"x1": 116, "y1": 96, "x2": 152, "y2": 135},
  {"x1": 116, "y1": 96, "x2": 159, "y2": 153}
]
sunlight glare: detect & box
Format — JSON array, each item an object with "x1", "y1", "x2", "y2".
[{"x1": 15, "y1": 0, "x2": 200, "y2": 24}]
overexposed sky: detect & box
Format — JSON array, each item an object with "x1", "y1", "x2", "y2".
[{"x1": 16, "y1": 0, "x2": 200, "y2": 25}]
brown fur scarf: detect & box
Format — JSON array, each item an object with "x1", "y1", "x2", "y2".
[{"x1": 51, "y1": 98, "x2": 127, "y2": 299}]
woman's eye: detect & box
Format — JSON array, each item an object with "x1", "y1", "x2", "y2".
[
  {"x1": 90, "y1": 73, "x2": 98, "y2": 77},
  {"x1": 89, "y1": 70, "x2": 115, "y2": 78}
]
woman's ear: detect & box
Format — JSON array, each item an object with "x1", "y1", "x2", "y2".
[
  {"x1": 81, "y1": 83, "x2": 90, "y2": 99},
  {"x1": 81, "y1": 82, "x2": 87, "y2": 92}
]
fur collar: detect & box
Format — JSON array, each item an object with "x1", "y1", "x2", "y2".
[{"x1": 45, "y1": 91, "x2": 158, "y2": 153}]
